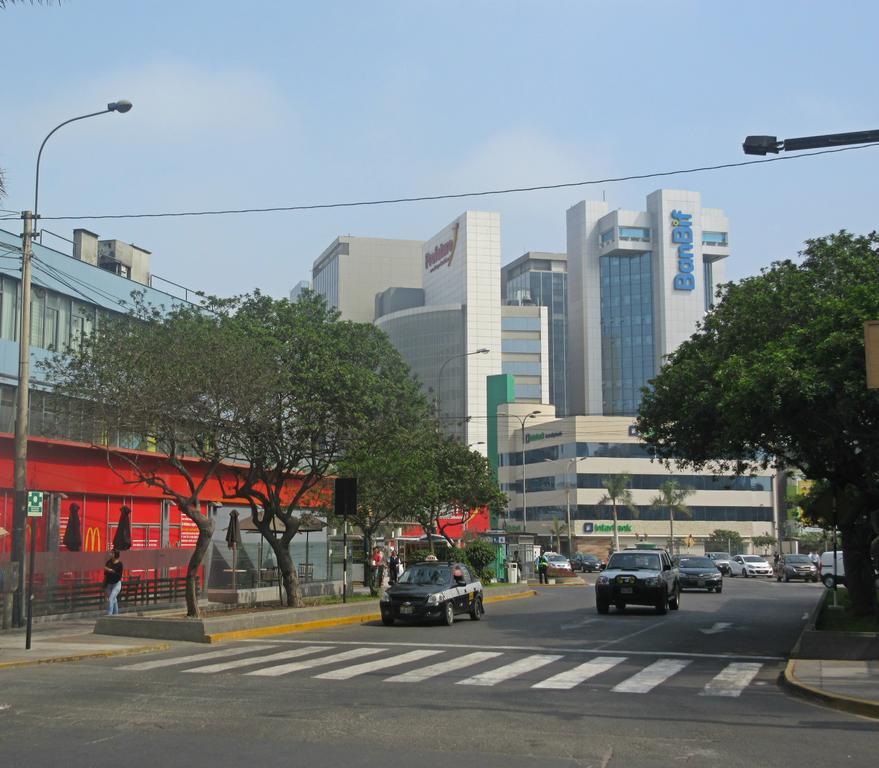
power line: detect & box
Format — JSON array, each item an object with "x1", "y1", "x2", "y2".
[{"x1": 0, "y1": 143, "x2": 874, "y2": 224}]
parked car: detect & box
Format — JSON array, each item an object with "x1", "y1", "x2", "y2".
[
  {"x1": 706, "y1": 552, "x2": 732, "y2": 574},
  {"x1": 379, "y1": 561, "x2": 484, "y2": 626},
  {"x1": 818, "y1": 551, "x2": 846, "y2": 588},
  {"x1": 675, "y1": 555, "x2": 723, "y2": 592},
  {"x1": 775, "y1": 554, "x2": 819, "y2": 583},
  {"x1": 729, "y1": 554, "x2": 773, "y2": 577},
  {"x1": 595, "y1": 548, "x2": 680, "y2": 615},
  {"x1": 543, "y1": 553, "x2": 574, "y2": 578},
  {"x1": 571, "y1": 553, "x2": 604, "y2": 572}
]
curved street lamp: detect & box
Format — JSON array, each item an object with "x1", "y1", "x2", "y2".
[
  {"x1": 507, "y1": 410, "x2": 541, "y2": 532},
  {"x1": 435, "y1": 347, "x2": 489, "y2": 423},
  {"x1": 13, "y1": 100, "x2": 133, "y2": 634}
]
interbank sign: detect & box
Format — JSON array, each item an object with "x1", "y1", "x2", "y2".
[
  {"x1": 525, "y1": 430, "x2": 562, "y2": 444},
  {"x1": 584, "y1": 522, "x2": 633, "y2": 534},
  {"x1": 671, "y1": 209, "x2": 695, "y2": 291},
  {"x1": 425, "y1": 222, "x2": 460, "y2": 273}
]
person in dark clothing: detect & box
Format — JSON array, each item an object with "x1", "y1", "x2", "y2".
[
  {"x1": 103, "y1": 549, "x2": 124, "y2": 615},
  {"x1": 387, "y1": 550, "x2": 401, "y2": 585}
]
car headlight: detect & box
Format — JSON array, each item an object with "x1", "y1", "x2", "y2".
[
  {"x1": 426, "y1": 593, "x2": 442, "y2": 606},
  {"x1": 643, "y1": 577, "x2": 660, "y2": 586},
  {"x1": 597, "y1": 575, "x2": 610, "y2": 585},
  {"x1": 810, "y1": 566, "x2": 817, "y2": 571},
  {"x1": 380, "y1": 590, "x2": 390, "y2": 603}
]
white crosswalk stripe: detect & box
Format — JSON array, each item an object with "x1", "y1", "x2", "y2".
[
  {"x1": 458, "y1": 654, "x2": 563, "y2": 687},
  {"x1": 246, "y1": 646, "x2": 385, "y2": 677},
  {"x1": 385, "y1": 651, "x2": 503, "y2": 683},
  {"x1": 117, "y1": 644, "x2": 275, "y2": 671},
  {"x1": 315, "y1": 649, "x2": 443, "y2": 680},
  {"x1": 612, "y1": 659, "x2": 691, "y2": 693},
  {"x1": 532, "y1": 655, "x2": 625, "y2": 690},
  {"x1": 700, "y1": 662, "x2": 763, "y2": 697},
  {"x1": 184, "y1": 645, "x2": 329, "y2": 674}
]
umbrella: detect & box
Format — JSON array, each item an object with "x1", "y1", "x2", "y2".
[
  {"x1": 113, "y1": 505, "x2": 132, "y2": 551},
  {"x1": 226, "y1": 510, "x2": 242, "y2": 590},
  {"x1": 62, "y1": 503, "x2": 83, "y2": 552}
]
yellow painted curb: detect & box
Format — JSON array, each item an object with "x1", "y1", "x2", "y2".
[
  {"x1": 0, "y1": 643, "x2": 170, "y2": 671},
  {"x1": 207, "y1": 589, "x2": 538, "y2": 643},
  {"x1": 783, "y1": 659, "x2": 879, "y2": 720}
]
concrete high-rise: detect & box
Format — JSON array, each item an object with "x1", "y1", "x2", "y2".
[{"x1": 566, "y1": 189, "x2": 730, "y2": 416}]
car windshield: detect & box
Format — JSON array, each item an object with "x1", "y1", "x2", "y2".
[
  {"x1": 607, "y1": 553, "x2": 661, "y2": 570},
  {"x1": 583, "y1": 555, "x2": 599, "y2": 561},
  {"x1": 743, "y1": 556, "x2": 765, "y2": 563},
  {"x1": 786, "y1": 555, "x2": 811, "y2": 563},
  {"x1": 678, "y1": 557, "x2": 716, "y2": 568},
  {"x1": 547, "y1": 555, "x2": 568, "y2": 563},
  {"x1": 708, "y1": 552, "x2": 729, "y2": 559},
  {"x1": 398, "y1": 564, "x2": 451, "y2": 586}
]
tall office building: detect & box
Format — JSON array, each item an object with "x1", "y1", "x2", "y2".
[
  {"x1": 566, "y1": 189, "x2": 730, "y2": 416},
  {"x1": 501, "y1": 252, "x2": 568, "y2": 414},
  {"x1": 373, "y1": 212, "x2": 503, "y2": 452},
  {"x1": 311, "y1": 236, "x2": 423, "y2": 323}
]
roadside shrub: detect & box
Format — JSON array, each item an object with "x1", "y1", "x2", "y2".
[
  {"x1": 464, "y1": 538, "x2": 497, "y2": 578},
  {"x1": 481, "y1": 566, "x2": 496, "y2": 585}
]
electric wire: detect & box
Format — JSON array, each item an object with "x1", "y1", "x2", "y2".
[
  {"x1": 31, "y1": 257, "x2": 129, "y2": 309},
  {"x1": 0, "y1": 142, "x2": 874, "y2": 224}
]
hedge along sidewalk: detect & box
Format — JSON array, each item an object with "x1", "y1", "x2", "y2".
[{"x1": 94, "y1": 584, "x2": 537, "y2": 644}]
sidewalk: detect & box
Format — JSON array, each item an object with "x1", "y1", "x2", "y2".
[
  {"x1": 0, "y1": 618, "x2": 169, "y2": 670},
  {"x1": 785, "y1": 658, "x2": 879, "y2": 719}
]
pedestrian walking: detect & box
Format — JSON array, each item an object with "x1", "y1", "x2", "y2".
[
  {"x1": 372, "y1": 546, "x2": 384, "y2": 589},
  {"x1": 103, "y1": 549, "x2": 124, "y2": 616}
]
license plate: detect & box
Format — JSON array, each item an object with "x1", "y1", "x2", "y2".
[
  {"x1": 400, "y1": 605, "x2": 413, "y2": 615},
  {"x1": 621, "y1": 587, "x2": 633, "y2": 594}
]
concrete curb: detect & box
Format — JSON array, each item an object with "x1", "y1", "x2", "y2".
[
  {"x1": 0, "y1": 642, "x2": 170, "y2": 671},
  {"x1": 781, "y1": 659, "x2": 879, "y2": 720},
  {"x1": 206, "y1": 588, "x2": 539, "y2": 643}
]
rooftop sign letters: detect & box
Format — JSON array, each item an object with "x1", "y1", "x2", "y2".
[
  {"x1": 671, "y1": 210, "x2": 695, "y2": 291},
  {"x1": 425, "y1": 222, "x2": 460, "y2": 273},
  {"x1": 525, "y1": 430, "x2": 562, "y2": 444}
]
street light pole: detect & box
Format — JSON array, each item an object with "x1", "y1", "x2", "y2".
[
  {"x1": 742, "y1": 128, "x2": 879, "y2": 156},
  {"x1": 435, "y1": 347, "x2": 489, "y2": 424},
  {"x1": 565, "y1": 457, "x2": 584, "y2": 558},
  {"x1": 509, "y1": 410, "x2": 541, "y2": 532},
  {"x1": 10, "y1": 100, "x2": 133, "y2": 628}
]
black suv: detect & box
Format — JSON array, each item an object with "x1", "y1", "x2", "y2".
[
  {"x1": 379, "y1": 561, "x2": 484, "y2": 626},
  {"x1": 595, "y1": 549, "x2": 680, "y2": 615}
]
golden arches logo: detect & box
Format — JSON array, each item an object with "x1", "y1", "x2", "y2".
[{"x1": 84, "y1": 526, "x2": 102, "y2": 552}]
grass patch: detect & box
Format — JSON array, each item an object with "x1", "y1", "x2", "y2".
[
  {"x1": 816, "y1": 588, "x2": 879, "y2": 632},
  {"x1": 301, "y1": 593, "x2": 377, "y2": 607}
]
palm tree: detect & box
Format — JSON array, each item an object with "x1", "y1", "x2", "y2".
[
  {"x1": 549, "y1": 518, "x2": 567, "y2": 554},
  {"x1": 597, "y1": 473, "x2": 638, "y2": 553},
  {"x1": 650, "y1": 480, "x2": 694, "y2": 554}
]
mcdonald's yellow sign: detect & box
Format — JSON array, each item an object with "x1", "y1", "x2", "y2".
[{"x1": 84, "y1": 526, "x2": 102, "y2": 552}]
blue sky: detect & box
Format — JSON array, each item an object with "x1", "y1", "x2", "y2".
[{"x1": 0, "y1": 0, "x2": 876, "y2": 299}]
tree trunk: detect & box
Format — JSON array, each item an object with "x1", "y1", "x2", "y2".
[
  {"x1": 612, "y1": 504, "x2": 620, "y2": 553},
  {"x1": 270, "y1": 534, "x2": 303, "y2": 608},
  {"x1": 840, "y1": 519, "x2": 878, "y2": 617},
  {"x1": 180, "y1": 502, "x2": 214, "y2": 618}
]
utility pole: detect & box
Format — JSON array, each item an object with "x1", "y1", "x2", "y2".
[{"x1": 11, "y1": 211, "x2": 34, "y2": 627}]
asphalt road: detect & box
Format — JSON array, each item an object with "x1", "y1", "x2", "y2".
[{"x1": 1, "y1": 576, "x2": 876, "y2": 768}]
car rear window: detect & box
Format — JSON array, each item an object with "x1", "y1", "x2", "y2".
[{"x1": 607, "y1": 553, "x2": 661, "y2": 570}]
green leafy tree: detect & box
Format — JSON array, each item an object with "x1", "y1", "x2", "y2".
[
  {"x1": 43, "y1": 295, "x2": 256, "y2": 617},
  {"x1": 549, "y1": 519, "x2": 567, "y2": 554},
  {"x1": 464, "y1": 538, "x2": 497, "y2": 579},
  {"x1": 597, "y1": 473, "x2": 637, "y2": 553},
  {"x1": 649, "y1": 480, "x2": 694, "y2": 555},
  {"x1": 752, "y1": 534, "x2": 778, "y2": 554},
  {"x1": 637, "y1": 232, "x2": 879, "y2": 615},
  {"x1": 218, "y1": 292, "x2": 427, "y2": 606},
  {"x1": 705, "y1": 529, "x2": 743, "y2": 554}
]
